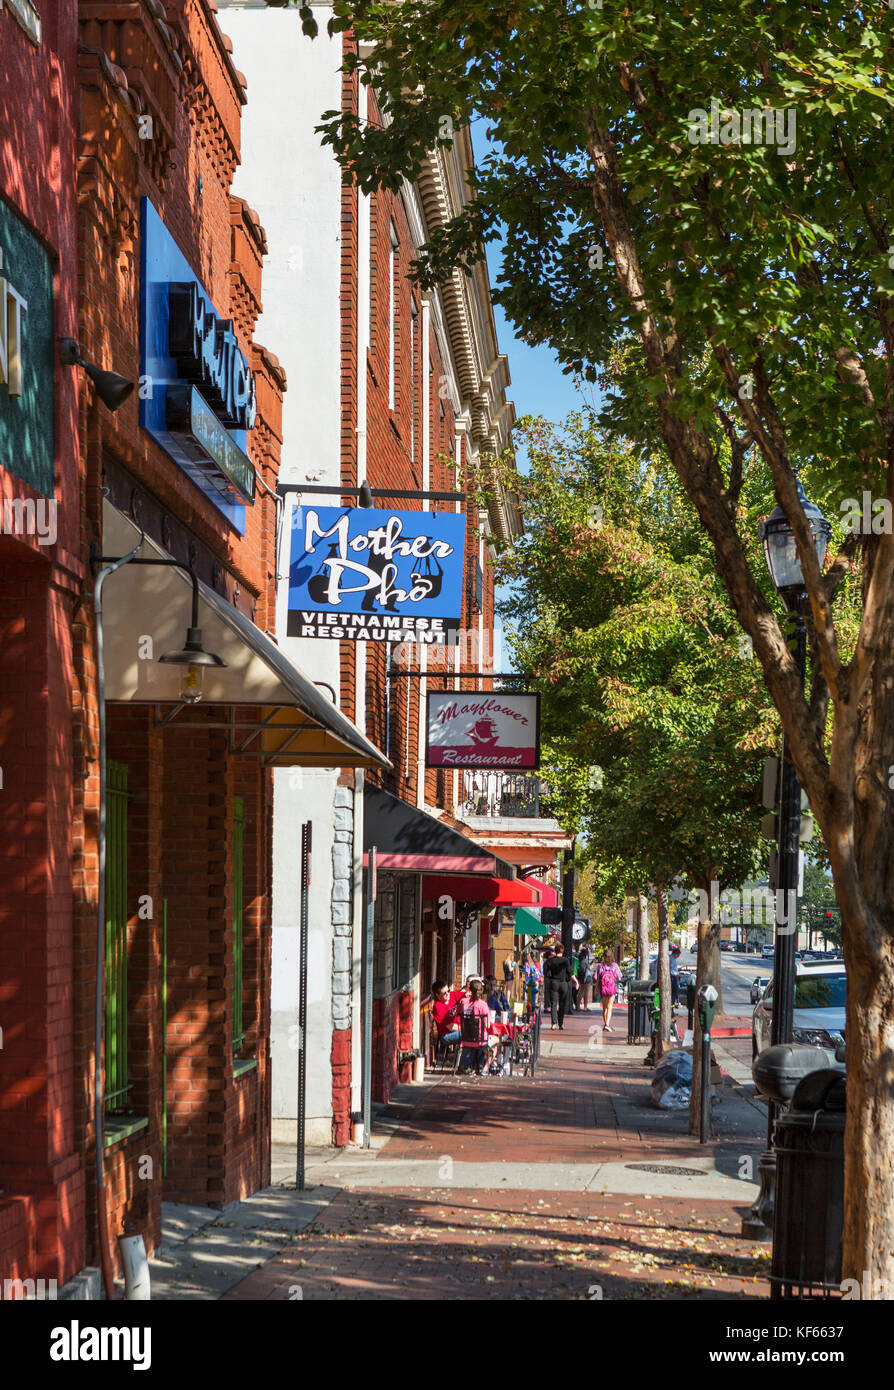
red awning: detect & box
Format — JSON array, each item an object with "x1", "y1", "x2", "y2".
[
  {"x1": 523, "y1": 876, "x2": 559, "y2": 907},
  {"x1": 421, "y1": 874, "x2": 543, "y2": 905}
]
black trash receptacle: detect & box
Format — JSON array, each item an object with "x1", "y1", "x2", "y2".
[
  {"x1": 771, "y1": 1069, "x2": 845, "y2": 1299},
  {"x1": 627, "y1": 980, "x2": 653, "y2": 1043}
]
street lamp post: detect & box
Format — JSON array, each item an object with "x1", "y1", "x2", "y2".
[{"x1": 742, "y1": 479, "x2": 831, "y2": 1241}]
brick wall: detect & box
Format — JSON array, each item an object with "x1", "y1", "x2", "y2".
[
  {"x1": 0, "y1": 0, "x2": 83, "y2": 1288},
  {"x1": 65, "y1": 0, "x2": 282, "y2": 1276}
]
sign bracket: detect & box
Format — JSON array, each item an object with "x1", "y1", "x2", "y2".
[{"x1": 276, "y1": 483, "x2": 465, "y2": 502}]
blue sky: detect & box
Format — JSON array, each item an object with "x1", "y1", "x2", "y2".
[{"x1": 485, "y1": 251, "x2": 583, "y2": 452}]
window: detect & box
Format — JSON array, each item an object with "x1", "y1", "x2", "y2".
[
  {"x1": 233, "y1": 797, "x2": 245, "y2": 1055},
  {"x1": 795, "y1": 973, "x2": 846, "y2": 1009},
  {"x1": 391, "y1": 879, "x2": 402, "y2": 991},
  {"x1": 105, "y1": 761, "x2": 130, "y2": 1112},
  {"x1": 392, "y1": 877, "x2": 416, "y2": 990},
  {"x1": 388, "y1": 222, "x2": 399, "y2": 410}
]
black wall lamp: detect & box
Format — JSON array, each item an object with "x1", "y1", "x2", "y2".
[{"x1": 60, "y1": 337, "x2": 135, "y2": 412}]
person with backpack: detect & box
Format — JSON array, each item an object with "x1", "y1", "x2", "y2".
[
  {"x1": 595, "y1": 948, "x2": 622, "y2": 1032},
  {"x1": 577, "y1": 946, "x2": 594, "y2": 1011}
]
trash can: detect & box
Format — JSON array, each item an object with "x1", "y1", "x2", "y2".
[
  {"x1": 771, "y1": 1069, "x2": 845, "y2": 1299},
  {"x1": 752, "y1": 1043, "x2": 833, "y2": 1106},
  {"x1": 627, "y1": 980, "x2": 653, "y2": 1043}
]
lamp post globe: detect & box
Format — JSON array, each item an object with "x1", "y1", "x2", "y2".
[{"x1": 757, "y1": 478, "x2": 832, "y2": 605}]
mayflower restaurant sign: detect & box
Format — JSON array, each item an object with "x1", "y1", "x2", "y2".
[
  {"x1": 287, "y1": 506, "x2": 465, "y2": 642},
  {"x1": 426, "y1": 691, "x2": 540, "y2": 769}
]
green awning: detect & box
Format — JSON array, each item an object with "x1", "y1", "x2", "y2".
[{"x1": 514, "y1": 906, "x2": 550, "y2": 937}]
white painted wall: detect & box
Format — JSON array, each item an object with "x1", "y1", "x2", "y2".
[{"x1": 224, "y1": 2, "x2": 345, "y2": 1134}]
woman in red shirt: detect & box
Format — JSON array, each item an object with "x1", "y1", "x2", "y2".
[{"x1": 431, "y1": 979, "x2": 463, "y2": 1046}]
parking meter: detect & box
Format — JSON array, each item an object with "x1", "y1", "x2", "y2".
[
  {"x1": 696, "y1": 985, "x2": 719, "y2": 1144},
  {"x1": 697, "y1": 984, "x2": 719, "y2": 1035}
]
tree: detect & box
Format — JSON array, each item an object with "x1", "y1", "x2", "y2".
[
  {"x1": 482, "y1": 412, "x2": 772, "y2": 1124},
  {"x1": 802, "y1": 857, "x2": 843, "y2": 949},
  {"x1": 575, "y1": 870, "x2": 628, "y2": 960},
  {"x1": 308, "y1": 0, "x2": 894, "y2": 1284}
]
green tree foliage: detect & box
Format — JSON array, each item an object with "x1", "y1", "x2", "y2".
[
  {"x1": 493, "y1": 411, "x2": 774, "y2": 906},
  {"x1": 304, "y1": 0, "x2": 894, "y2": 1280}
]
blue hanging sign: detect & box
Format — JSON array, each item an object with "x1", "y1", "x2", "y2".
[
  {"x1": 287, "y1": 506, "x2": 466, "y2": 641},
  {"x1": 140, "y1": 198, "x2": 256, "y2": 531}
]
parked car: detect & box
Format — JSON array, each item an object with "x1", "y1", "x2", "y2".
[
  {"x1": 750, "y1": 975, "x2": 770, "y2": 1004},
  {"x1": 761, "y1": 943, "x2": 775, "y2": 959},
  {"x1": 752, "y1": 961, "x2": 846, "y2": 1062}
]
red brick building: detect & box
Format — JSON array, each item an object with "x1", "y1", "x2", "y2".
[
  {"x1": 0, "y1": 0, "x2": 82, "y2": 1292},
  {"x1": 1, "y1": 0, "x2": 382, "y2": 1295},
  {"x1": 222, "y1": 7, "x2": 530, "y2": 1144}
]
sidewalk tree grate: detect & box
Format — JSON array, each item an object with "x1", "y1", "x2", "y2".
[{"x1": 624, "y1": 1163, "x2": 706, "y2": 1177}]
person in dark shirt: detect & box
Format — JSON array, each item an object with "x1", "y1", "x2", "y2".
[
  {"x1": 485, "y1": 976, "x2": 510, "y2": 1017},
  {"x1": 543, "y1": 943, "x2": 573, "y2": 1030}
]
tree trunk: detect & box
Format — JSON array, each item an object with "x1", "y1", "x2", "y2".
[
  {"x1": 841, "y1": 931, "x2": 894, "y2": 1290},
  {"x1": 656, "y1": 885, "x2": 672, "y2": 1061},
  {"x1": 703, "y1": 915, "x2": 723, "y2": 1015},
  {"x1": 635, "y1": 892, "x2": 649, "y2": 980}
]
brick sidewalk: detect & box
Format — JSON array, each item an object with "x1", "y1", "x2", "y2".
[
  {"x1": 222, "y1": 1188, "x2": 770, "y2": 1301},
  {"x1": 222, "y1": 1002, "x2": 771, "y2": 1301}
]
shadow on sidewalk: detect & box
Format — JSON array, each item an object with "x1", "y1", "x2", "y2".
[{"x1": 222, "y1": 1186, "x2": 771, "y2": 1301}]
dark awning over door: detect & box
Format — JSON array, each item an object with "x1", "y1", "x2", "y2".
[{"x1": 362, "y1": 785, "x2": 515, "y2": 877}]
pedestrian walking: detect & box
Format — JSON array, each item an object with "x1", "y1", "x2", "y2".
[
  {"x1": 669, "y1": 946, "x2": 681, "y2": 1009},
  {"x1": 523, "y1": 951, "x2": 542, "y2": 1009},
  {"x1": 576, "y1": 948, "x2": 593, "y2": 1010},
  {"x1": 595, "y1": 948, "x2": 622, "y2": 1032},
  {"x1": 544, "y1": 942, "x2": 572, "y2": 1030}
]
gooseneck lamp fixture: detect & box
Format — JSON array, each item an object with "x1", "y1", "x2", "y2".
[
  {"x1": 157, "y1": 566, "x2": 227, "y2": 702},
  {"x1": 60, "y1": 337, "x2": 135, "y2": 412}
]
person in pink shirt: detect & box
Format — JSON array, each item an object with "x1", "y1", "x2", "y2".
[
  {"x1": 457, "y1": 980, "x2": 491, "y2": 1075},
  {"x1": 595, "y1": 949, "x2": 623, "y2": 1032}
]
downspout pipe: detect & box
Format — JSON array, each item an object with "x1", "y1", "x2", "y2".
[{"x1": 93, "y1": 532, "x2": 144, "y2": 1300}]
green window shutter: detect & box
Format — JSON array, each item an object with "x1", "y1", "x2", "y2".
[
  {"x1": 105, "y1": 761, "x2": 130, "y2": 1111},
  {"x1": 233, "y1": 797, "x2": 245, "y2": 1056}
]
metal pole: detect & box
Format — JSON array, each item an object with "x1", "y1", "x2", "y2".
[
  {"x1": 296, "y1": 821, "x2": 311, "y2": 1190},
  {"x1": 771, "y1": 604, "x2": 805, "y2": 1052},
  {"x1": 361, "y1": 848, "x2": 376, "y2": 1149},
  {"x1": 561, "y1": 844, "x2": 575, "y2": 1010},
  {"x1": 93, "y1": 534, "x2": 145, "y2": 1301},
  {"x1": 699, "y1": 1025, "x2": 712, "y2": 1144},
  {"x1": 742, "y1": 595, "x2": 807, "y2": 1238}
]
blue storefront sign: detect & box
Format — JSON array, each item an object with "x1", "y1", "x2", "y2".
[
  {"x1": 287, "y1": 506, "x2": 466, "y2": 641},
  {"x1": 140, "y1": 198, "x2": 255, "y2": 531}
]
